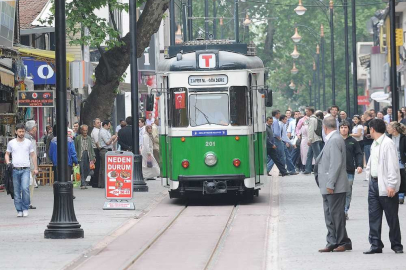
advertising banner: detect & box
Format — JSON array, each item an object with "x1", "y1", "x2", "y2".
[
  {"x1": 17, "y1": 90, "x2": 54, "y2": 107},
  {"x1": 357, "y1": 96, "x2": 370, "y2": 105},
  {"x1": 105, "y1": 151, "x2": 134, "y2": 201}
]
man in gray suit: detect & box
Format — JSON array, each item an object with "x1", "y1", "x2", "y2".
[{"x1": 316, "y1": 116, "x2": 352, "y2": 252}]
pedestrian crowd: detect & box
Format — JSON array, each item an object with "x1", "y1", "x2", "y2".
[
  {"x1": 4, "y1": 113, "x2": 160, "y2": 218},
  {"x1": 267, "y1": 105, "x2": 404, "y2": 254}
]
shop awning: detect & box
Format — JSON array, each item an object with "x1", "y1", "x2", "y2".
[
  {"x1": 0, "y1": 66, "x2": 14, "y2": 88},
  {"x1": 17, "y1": 47, "x2": 75, "y2": 62}
]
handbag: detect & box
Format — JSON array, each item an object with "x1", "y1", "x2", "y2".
[
  {"x1": 73, "y1": 164, "x2": 81, "y2": 181},
  {"x1": 90, "y1": 161, "x2": 95, "y2": 170},
  {"x1": 147, "y1": 155, "x2": 153, "y2": 168}
]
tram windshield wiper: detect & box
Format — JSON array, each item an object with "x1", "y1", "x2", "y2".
[{"x1": 193, "y1": 103, "x2": 212, "y2": 126}]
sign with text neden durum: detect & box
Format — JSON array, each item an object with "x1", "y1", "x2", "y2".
[{"x1": 105, "y1": 151, "x2": 134, "y2": 200}]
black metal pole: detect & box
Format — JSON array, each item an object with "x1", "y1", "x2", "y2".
[
  {"x1": 188, "y1": 0, "x2": 193, "y2": 41},
  {"x1": 317, "y1": 51, "x2": 321, "y2": 109},
  {"x1": 205, "y1": 0, "x2": 209, "y2": 40},
  {"x1": 44, "y1": 0, "x2": 83, "y2": 239},
  {"x1": 182, "y1": 2, "x2": 187, "y2": 42},
  {"x1": 321, "y1": 35, "x2": 326, "y2": 110},
  {"x1": 309, "y1": 81, "x2": 312, "y2": 106},
  {"x1": 234, "y1": 0, "x2": 239, "y2": 43},
  {"x1": 390, "y1": 0, "x2": 398, "y2": 120},
  {"x1": 213, "y1": 0, "x2": 217, "y2": 39},
  {"x1": 310, "y1": 63, "x2": 317, "y2": 107},
  {"x1": 170, "y1": 0, "x2": 175, "y2": 45},
  {"x1": 130, "y1": 0, "x2": 148, "y2": 192},
  {"x1": 330, "y1": 2, "x2": 336, "y2": 105},
  {"x1": 351, "y1": 0, "x2": 358, "y2": 115},
  {"x1": 344, "y1": 0, "x2": 350, "y2": 115}
]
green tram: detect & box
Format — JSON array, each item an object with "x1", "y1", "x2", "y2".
[{"x1": 154, "y1": 42, "x2": 272, "y2": 198}]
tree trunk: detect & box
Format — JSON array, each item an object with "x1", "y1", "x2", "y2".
[{"x1": 81, "y1": 0, "x2": 170, "y2": 129}]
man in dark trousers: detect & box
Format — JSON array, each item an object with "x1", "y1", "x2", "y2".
[
  {"x1": 316, "y1": 116, "x2": 352, "y2": 252},
  {"x1": 266, "y1": 116, "x2": 289, "y2": 177},
  {"x1": 364, "y1": 119, "x2": 403, "y2": 254},
  {"x1": 118, "y1": 116, "x2": 133, "y2": 151},
  {"x1": 339, "y1": 121, "x2": 363, "y2": 220}
]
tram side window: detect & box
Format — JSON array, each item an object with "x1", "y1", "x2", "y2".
[
  {"x1": 170, "y1": 88, "x2": 189, "y2": 127},
  {"x1": 230, "y1": 86, "x2": 248, "y2": 126}
]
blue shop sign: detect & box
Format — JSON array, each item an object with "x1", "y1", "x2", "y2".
[{"x1": 23, "y1": 58, "x2": 56, "y2": 85}]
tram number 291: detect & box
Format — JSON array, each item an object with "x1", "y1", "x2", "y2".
[{"x1": 205, "y1": 141, "x2": 216, "y2": 147}]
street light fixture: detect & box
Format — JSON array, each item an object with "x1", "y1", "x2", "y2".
[
  {"x1": 289, "y1": 80, "x2": 296, "y2": 90},
  {"x1": 291, "y1": 45, "x2": 300, "y2": 59},
  {"x1": 291, "y1": 28, "x2": 302, "y2": 43},
  {"x1": 291, "y1": 62, "x2": 299, "y2": 74},
  {"x1": 294, "y1": 0, "x2": 307, "y2": 16}
]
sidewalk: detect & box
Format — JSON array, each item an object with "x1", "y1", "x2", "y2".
[
  {"x1": 269, "y1": 171, "x2": 406, "y2": 269},
  {"x1": 0, "y1": 180, "x2": 166, "y2": 270}
]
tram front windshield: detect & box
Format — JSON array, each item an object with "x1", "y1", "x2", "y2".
[{"x1": 189, "y1": 94, "x2": 229, "y2": 127}]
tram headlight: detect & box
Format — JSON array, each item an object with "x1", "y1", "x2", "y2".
[{"x1": 204, "y1": 153, "x2": 217, "y2": 167}]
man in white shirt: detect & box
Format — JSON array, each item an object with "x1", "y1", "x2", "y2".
[
  {"x1": 383, "y1": 106, "x2": 393, "y2": 124},
  {"x1": 146, "y1": 113, "x2": 155, "y2": 126},
  {"x1": 90, "y1": 118, "x2": 101, "y2": 188},
  {"x1": 139, "y1": 118, "x2": 146, "y2": 149},
  {"x1": 24, "y1": 120, "x2": 38, "y2": 210},
  {"x1": 364, "y1": 119, "x2": 403, "y2": 254},
  {"x1": 5, "y1": 123, "x2": 38, "y2": 217}
]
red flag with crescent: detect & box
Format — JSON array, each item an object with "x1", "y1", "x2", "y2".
[{"x1": 175, "y1": 92, "x2": 186, "y2": 109}]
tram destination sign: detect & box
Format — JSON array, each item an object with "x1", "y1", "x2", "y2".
[
  {"x1": 192, "y1": 130, "x2": 227, "y2": 137},
  {"x1": 188, "y1": 75, "x2": 228, "y2": 86},
  {"x1": 17, "y1": 90, "x2": 54, "y2": 107}
]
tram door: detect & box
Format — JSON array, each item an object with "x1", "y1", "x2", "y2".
[{"x1": 253, "y1": 73, "x2": 267, "y2": 185}]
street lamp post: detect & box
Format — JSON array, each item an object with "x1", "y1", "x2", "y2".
[
  {"x1": 44, "y1": 0, "x2": 83, "y2": 239},
  {"x1": 344, "y1": 0, "x2": 350, "y2": 115},
  {"x1": 316, "y1": 44, "x2": 320, "y2": 109},
  {"x1": 130, "y1": 0, "x2": 148, "y2": 192},
  {"x1": 351, "y1": 0, "x2": 358, "y2": 114},
  {"x1": 321, "y1": 25, "x2": 326, "y2": 110},
  {"x1": 330, "y1": 1, "x2": 336, "y2": 105},
  {"x1": 390, "y1": 0, "x2": 399, "y2": 120}
]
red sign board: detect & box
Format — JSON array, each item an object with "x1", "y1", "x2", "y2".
[
  {"x1": 17, "y1": 90, "x2": 54, "y2": 107},
  {"x1": 357, "y1": 96, "x2": 370, "y2": 105},
  {"x1": 105, "y1": 152, "x2": 133, "y2": 200}
]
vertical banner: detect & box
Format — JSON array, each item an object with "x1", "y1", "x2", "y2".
[{"x1": 103, "y1": 151, "x2": 135, "y2": 210}]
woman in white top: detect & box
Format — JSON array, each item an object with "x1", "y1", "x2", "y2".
[
  {"x1": 141, "y1": 125, "x2": 160, "y2": 179},
  {"x1": 350, "y1": 115, "x2": 364, "y2": 142}
]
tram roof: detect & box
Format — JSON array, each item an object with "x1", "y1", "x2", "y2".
[{"x1": 157, "y1": 44, "x2": 264, "y2": 72}]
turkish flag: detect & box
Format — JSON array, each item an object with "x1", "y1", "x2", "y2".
[{"x1": 175, "y1": 92, "x2": 186, "y2": 109}]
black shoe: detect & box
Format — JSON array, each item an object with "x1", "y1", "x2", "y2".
[
  {"x1": 281, "y1": 172, "x2": 290, "y2": 177},
  {"x1": 363, "y1": 248, "x2": 382, "y2": 254},
  {"x1": 394, "y1": 250, "x2": 404, "y2": 254},
  {"x1": 73, "y1": 196, "x2": 76, "y2": 200},
  {"x1": 303, "y1": 171, "x2": 311, "y2": 175},
  {"x1": 289, "y1": 171, "x2": 299, "y2": 175},
  {"x1": 29, "y1": 205, "x2": 36, "y2": 209}
]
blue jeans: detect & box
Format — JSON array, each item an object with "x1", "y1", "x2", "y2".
[
  {"x1": 13, "y1": 168, "x2": 31, "y2": 212},
  {"x1": 345, "y1": 173, "x2": 354, "y2": 213},
  {"x1": 274, "y1": 139, "x2": 286, "y2": 168},
  {"x1": 267, "y1": 155, "x2": 274, "y2": 173},
  {"x1": 305, "y1": 146, "x2": 314, "y2": 173},
  {"x1": 283, "y1": 143, "x2": 296, "y2": 173},
  {"x1": 364, "y1": 144, "x2": 371, "y2": 164},
  {"x1": 311, "y1": 141, "x2": 323, "y2": 160}
]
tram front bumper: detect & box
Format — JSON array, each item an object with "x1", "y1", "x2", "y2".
[{"x1": 177, "y1": 174, "x2": 246, "y2": 194}]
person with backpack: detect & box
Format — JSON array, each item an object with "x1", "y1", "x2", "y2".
[{"x1": 308, "y1": 108, "x2": 324, "y2": 162}]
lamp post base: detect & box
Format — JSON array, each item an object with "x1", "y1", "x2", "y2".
[
  {"x1": 133, "y1": 154, "x2": 149, "y2": 192},
  {"x1": 44, "y1": 182, "x2": 84, "y2": 239}
]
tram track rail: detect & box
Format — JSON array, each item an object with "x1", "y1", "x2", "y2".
[{"x1": 124, "y1": 200, "x2": 240, "y2": 270}]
